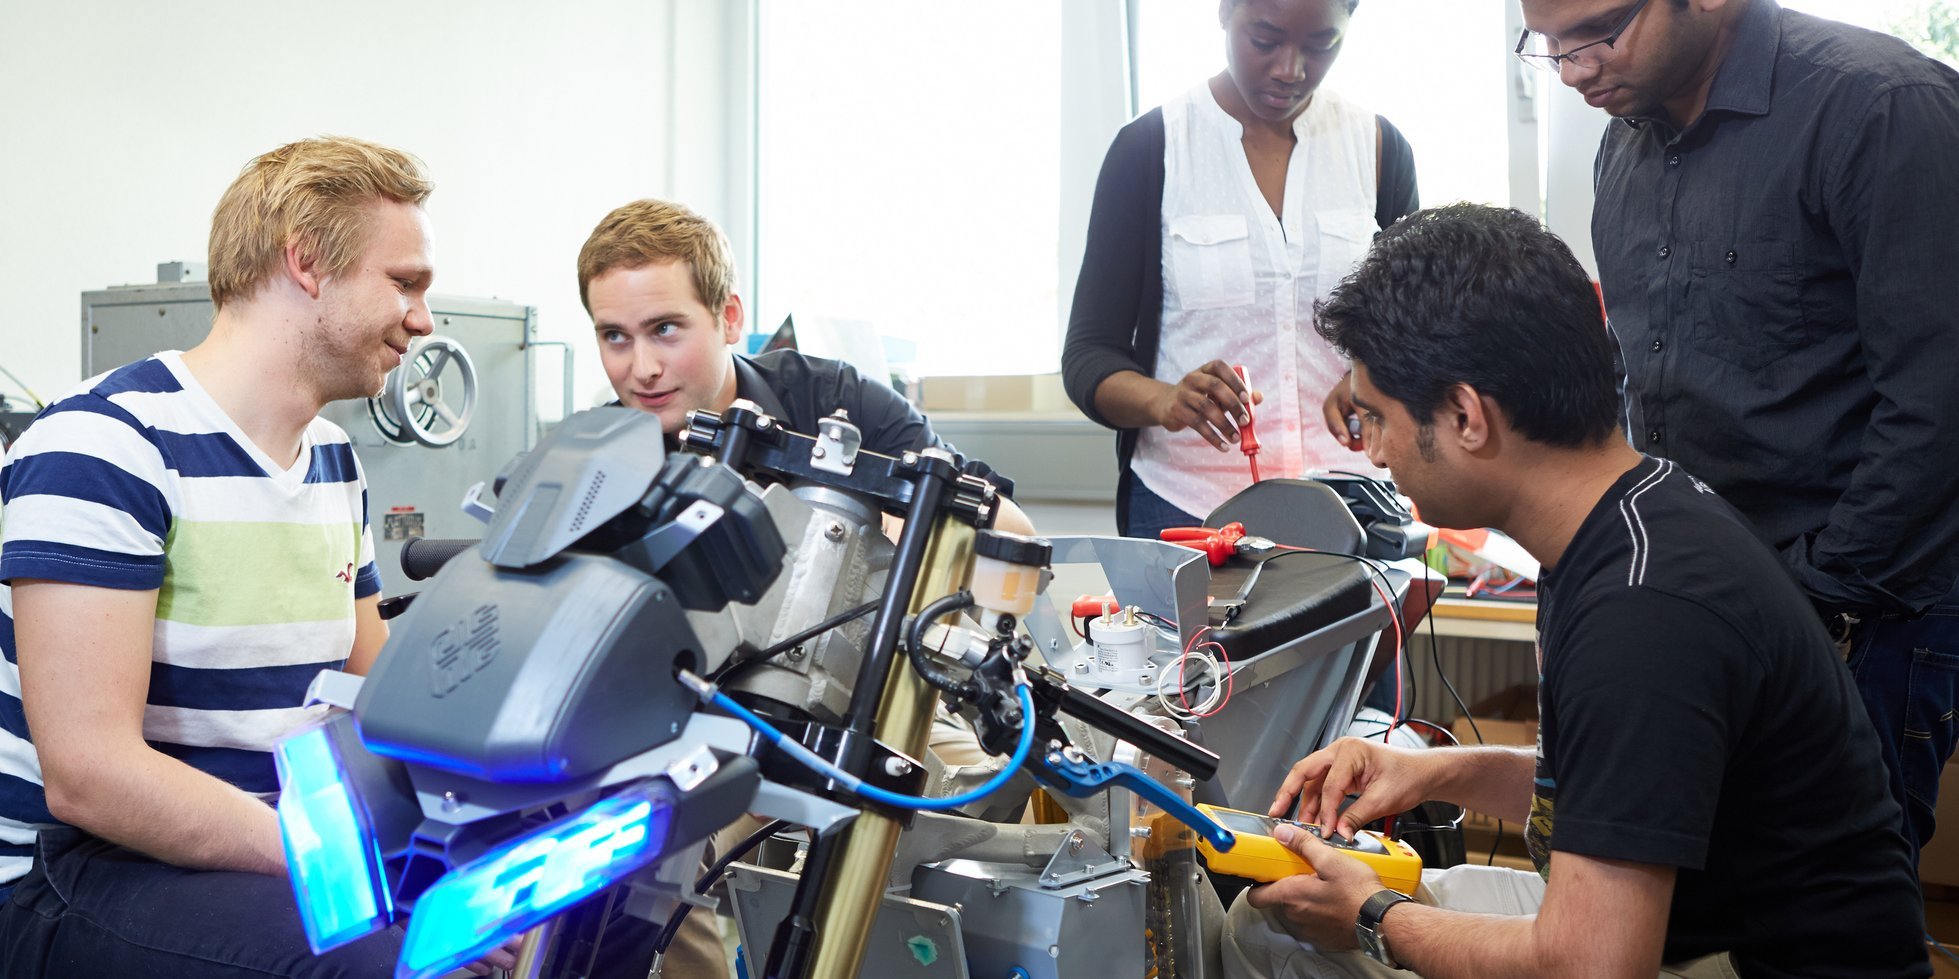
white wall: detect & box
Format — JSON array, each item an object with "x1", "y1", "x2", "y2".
[
  {"x1": 0, "y1": 0, "x2": 752, "y2": 409},
  {"x1": 1539, "y1": 78, "x2": 1612, "y2": 276}
]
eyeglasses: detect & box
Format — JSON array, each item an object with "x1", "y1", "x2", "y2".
[{"x1": 1514, "y1": 0, "x2": 1652, "y2": 73}]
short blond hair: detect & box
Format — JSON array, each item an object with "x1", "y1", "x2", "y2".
[
  {"x1": 577, "y1": 199, "x2": 737, "y2": 314},
  {"x1": 207, "y1": 136, "x2": 432, "y2": 310}
]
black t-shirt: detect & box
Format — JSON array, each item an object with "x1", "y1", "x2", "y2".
[
  {"x1": 705, "y1": 350, "x2": 1012, "y2": 497},
  {"x1": 1532, "y1": 457, "x2": 1926, "y2": 977},
  {"x1": 732, "y1": 350, "x2": 937, "y2": 458}
]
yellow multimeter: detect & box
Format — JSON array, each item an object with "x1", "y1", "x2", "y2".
[{"x1": 1193, "y1": 804, "x2": 1423, "y2": 894}]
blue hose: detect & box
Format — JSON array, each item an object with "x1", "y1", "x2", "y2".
[{"x1": 704, "y1": 682, "x2": 1037, "y2": 811}]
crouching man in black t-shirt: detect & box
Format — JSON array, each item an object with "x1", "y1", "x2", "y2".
[{"x1": 1220, "y1": 203, "x2": 1928, "y2": 979}]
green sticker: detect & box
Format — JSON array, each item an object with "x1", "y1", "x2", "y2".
[{"x1": 906, "y1": 935, "x2": 940, "y2": 966}]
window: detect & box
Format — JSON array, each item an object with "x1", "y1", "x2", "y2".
[
  {"x1": 1132, "y1": 0, "x2": 1514, "y2": 210},
  {"x1": 1780, "y1": 0, "x2": 1957, "y2": 65},
  {"x1": 754, "y1": 2, "x2": 1064, "y2": 378}
]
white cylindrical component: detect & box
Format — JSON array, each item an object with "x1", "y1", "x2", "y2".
[
  {"x1": 970, "y1": 552, "x2": 1039, "y2": 616},
  {"x1": 1094, "y1": 611, "x2": 1149, "y2": 677}
]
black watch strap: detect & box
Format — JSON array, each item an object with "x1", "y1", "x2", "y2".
[{"x1": 1356, "y1": 889, "x2": 1416, "y2": 967}]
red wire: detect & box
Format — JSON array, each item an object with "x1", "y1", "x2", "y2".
[{"x1": 1359, "y1": 572, "x2": 1405, "y2": 743}]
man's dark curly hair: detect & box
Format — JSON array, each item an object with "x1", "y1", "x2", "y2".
[
  {"x1": 1314, "y1": 203, "x2": 1620, "y2": 448},
  {"x1": 1230, "y1": 0, "x2": 1361, "y2": 12}
]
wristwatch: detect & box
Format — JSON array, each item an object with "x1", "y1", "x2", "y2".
[{"x1": 1356, "y1": 889, "x2": 1416, "y2": 968}]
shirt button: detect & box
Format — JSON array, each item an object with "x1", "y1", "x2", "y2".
[
  {"x1": 1667, "y1": 155, "x2": 1681, "y2": 167},
  {"x1": 1649, "y1": 428, "x2": 1664, "y2": 444},
  {"x1": 1658, "y1": 245, "x2": 1671, "y2": 259},
  {"x1": 1725, "y1": 250, "x2": 1738, "y2": 265},
  {"x1": 1651, "y1": 338, "x2": 1664, "y2": 353}
]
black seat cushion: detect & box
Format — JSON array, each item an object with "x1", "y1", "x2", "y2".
[{"x1": 1202, "y1": 550, "x2": 1376, "y2": 661}]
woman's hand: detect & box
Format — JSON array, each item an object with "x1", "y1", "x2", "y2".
[{"x1": 1148, "y1": 360, "x2": 1262, "y2": 451}]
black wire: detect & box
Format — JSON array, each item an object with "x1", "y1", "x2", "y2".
[
  {"x1": 654, "y1": 819, "x2": 795, "y2": 956},
  {"x1": 709, "y1": 600, "x2": 878, "y2": 684},
  {"x1": 1256, "y1": 548, "x2": 1408, "y2": 728},
  {"x1": 906, "y1": 590, "x2": 977, "y2": 697},
  {"x1": 1420, "y1": 580, "x2": 1504, "y2": 866}
]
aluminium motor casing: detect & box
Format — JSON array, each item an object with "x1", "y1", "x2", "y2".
[{"x1": 719, "y1": 482, "x2": 893, "y2": 723}]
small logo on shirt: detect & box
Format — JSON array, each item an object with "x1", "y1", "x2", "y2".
[
  {"x1": 1687, "y1": 475, "x2": 1714, "y2": 495},
  {"x1": 335, "y1": 563, "x2": 355, "y2": 583}
]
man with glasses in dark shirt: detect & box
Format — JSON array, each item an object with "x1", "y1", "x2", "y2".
[{"x1": 1516, "y1": 0, "x2": 1959, "y2": 865}]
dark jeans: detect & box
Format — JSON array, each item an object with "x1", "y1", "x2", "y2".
[
  {"x1": 0, "y1": 825, "x2": 665, "y2": 978},
  {"x1": 1123, "y1": 477, "x2": 1203, "y2": 541},
  {"x1": 0, "y1": 826, "x2": 401, "y2": 978},
  {"x1": 1844, "y1": 591, "x2": 1959, "y2": 869}
]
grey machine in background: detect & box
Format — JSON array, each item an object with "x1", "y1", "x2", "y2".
[{"x1": 80, "y1": 262, "x2": 573, "y2": 595}]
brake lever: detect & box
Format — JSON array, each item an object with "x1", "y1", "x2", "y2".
[{"x1": 1033, "y1": 746, "x2": 1234, "y2": 854}]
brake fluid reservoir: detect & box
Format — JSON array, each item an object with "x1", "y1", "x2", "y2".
[{"x1": 970, "y1": 531, "x2": 1051, "y2": 617}]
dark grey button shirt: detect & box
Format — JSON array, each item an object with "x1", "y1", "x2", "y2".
[{"x1": 1592, "y1": 0, "x2": 1959, "y2": 614}]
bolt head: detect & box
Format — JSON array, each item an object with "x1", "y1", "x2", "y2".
[{"x1": 825, "y1": 522, "x2": 847, "y2": 542}]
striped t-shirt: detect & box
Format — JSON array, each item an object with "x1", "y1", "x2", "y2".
[{"x1": 0, "y1": 351, "x2": 380, "y2": 887}]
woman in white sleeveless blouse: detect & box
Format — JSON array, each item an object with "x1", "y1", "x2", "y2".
[{"x1": 1062, "y1": 0, "x2": 1419, "y2": 539}]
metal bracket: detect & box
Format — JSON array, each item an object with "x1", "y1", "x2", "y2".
[
  {"x1": 1036, "y1": 828, "x2": 1128, "y2": 890},
  {"x1": 811, "y1": 411, "x2": 862, "y2": 476},
  {"x1": 460, "y1": 480, "x2": 495, "y2": 523},
  {"x1": 302, "y1": 669, "x2": 365, "y2": 710},
  {"x1": 663, "y1": 743, "x2": 721, "y2": 792}
]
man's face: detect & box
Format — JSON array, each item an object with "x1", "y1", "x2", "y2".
[
  {"x1": 1350, "y1": 363, "x2": 1474, "y2": 529},
  {"x1": 307, "y1": 200, "x2": 435, "y2": 402},
  {"x1": 1519, "y1": 0, "x2": 1715, "y2": 120},
  {"x1": 588, "y1": 261, "x2": 743, "y2": 434},
  {"x1": 1218, "y1": 0, "x2": 1348, "y2": 124}
]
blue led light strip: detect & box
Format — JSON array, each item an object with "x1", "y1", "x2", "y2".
[
  {"x1": 394, "y1": 782, "x2": 674, "y2": 979},
  {"x1": 275, "y1": 723, "x2": 392, "y2": 953}
]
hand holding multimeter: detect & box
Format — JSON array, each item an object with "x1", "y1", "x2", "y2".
[{"x1": 1194, "y1": 803, "x2": 1423, "y2": 894}]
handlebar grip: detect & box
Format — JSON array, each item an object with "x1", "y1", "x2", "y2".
[{"x1": 399, "y1": 537, "x2": 477, "y2": 581}]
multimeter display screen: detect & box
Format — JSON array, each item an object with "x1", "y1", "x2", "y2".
[{"x1": 1208, "y1": 808, "x2": 1287, "y2": 837}]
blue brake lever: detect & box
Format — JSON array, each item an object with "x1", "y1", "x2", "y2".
[{"x1": 1035, "y1": 748, "x2": 1235, "y2": 853}]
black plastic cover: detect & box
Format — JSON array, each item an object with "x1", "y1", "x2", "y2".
[{"x1": 355, "y1": 552, "x2": 703, "y2": 783}]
